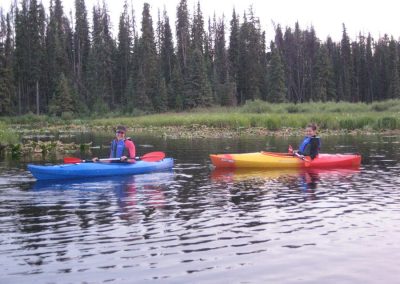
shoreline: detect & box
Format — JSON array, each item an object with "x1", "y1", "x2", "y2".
[
  {"x1": 17, "y1": 124, "x2": 400, "y2": 139},
  {"x1": 133, "y1": 126, "x2": 400, "y2": 139}
]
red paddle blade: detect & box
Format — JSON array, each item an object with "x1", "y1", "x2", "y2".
[
  {"x1": 140, "y1": 151, "x2": 165, "y2": 162},
  {"x1": 64, "y1": 157, "x2": 82, "y2": 164}
]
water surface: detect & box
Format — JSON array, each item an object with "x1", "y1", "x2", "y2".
[{"x1": 1, "y1": 134, "x2": 400, "y2": 283}]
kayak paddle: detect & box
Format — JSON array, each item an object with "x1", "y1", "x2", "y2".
[
  {"x1": 295, "y1": 152, "x2": 312, "y2": 167},
  {"x1": 63, "y1": 151, "x2": 166, "y2": 164},
  {"x1": 139, "y1": 151, "x2": 166, "y2": 162}
]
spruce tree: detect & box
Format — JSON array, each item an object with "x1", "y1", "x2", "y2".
[
  {"x1": 326, "y1": 36, "x2": 341, "y2": 101},
  {"x1": 351, "y1": 41, "x2": 361, "y2": 102},
  {"x1": 312, "y1": 44, "x2": 335, "y2": 102},
  {"x1": 304, "y1": 26, "x2": 319, "y2": 101},
  {"x1": 176, "y1": 0, "x2": 190, "y2": 72},
  {"x1": 160, "y1": 8, "x2": 174, "y2": 85},
  {"x1": 168, "y1": 64, "x2": 184, "y2": 110},
  {"x1": 87, "y1": 3, "x2": 116, "y2": 110},
  {"x1": 0, "y1": 62, "x2": 12, "y2": 115},
  {"x1": 293, "y1": 22, "x2": 306, "y2": 102},
  {"x1": 374, "y1": 35, "x2": 390, "y2": 100},
  {"x1": 14, "y1": 0, "x2": 29, "y2": 113},
  {"x1": 28, "y1": 0, "x2": 44, "y2": 114},
  {"x1": 134, "y1": 66, "x2": 152, "y2": 111},
  {"x1": 0, "y1": 25, "x2": 13, "y2": 115},
  {"x1": 388, "y1": 38, "x2": 400, "y2": 99},
  {"x1": 184, "y1": 48, "x2": 212, "y2": 108},
  {"x1": 46, "y1": 0, "x2": 73, "y2": 112},
  {"x1": 204, "y1": 16, "x2": 215, "y2": 101},
  {"x1": 86, "y1": 6, "x2": 102, "y2": 109},
  {"x1": 340, "y1": 24, "x2": 352, "y2": 101},
  {"x1": 214, "y1": 17, "x2": 236, "y2": 106},
  {"x1": 124, "y1": 74, "x2": 135, "y2": 113},
  {"x1": 214, "y1": 18, "x2": 227, "y2": 84},
  {"x1": 357, "y1": 34, "x2": 368, "y2": 102},
  {"x1": 365, "y1": 34, "x2": 374, "y2": 102},
  {"x1": 156, "y1": 76, "x2": 168, "y2": 112},
  {"x1": 228, "y1": 9, "x2": 240, "y2": 85},
  {"x1": 74, "y1": 0, "x2": 90, "y2": 103},
  {"x1": 267, "y1": 42, "x2": 286, "y2": 103},
  {"x1": 116, "y1": 0, "x2": 132, "y2": 107},
  {"x1": 0, "y1": 12, "x2": 14, "y2": 115},
  {"x1": 191, "y1": 1, "x2": 204, "y2": 53},
  {"x1": 49, "y1": 73, "x2": 74, "y2": 116},
  {"x1": 237, "y1": 9, "x2": 263, "y2": 103},
  {"x1": 138, "y1": 2, "x2": 157, "y2": 111}
]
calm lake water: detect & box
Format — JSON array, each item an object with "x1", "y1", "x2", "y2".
[{"x1": 1, "y1": 133, "x2": 400, "y2": 283}]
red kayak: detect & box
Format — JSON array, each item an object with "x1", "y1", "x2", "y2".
[{"x1": 210, "y1": 151, "x2": 362, "y2": 169}]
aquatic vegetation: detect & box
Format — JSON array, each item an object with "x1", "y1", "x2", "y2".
[{"x1": 0, "y1": 122, "x2": 20, "y2": 154}]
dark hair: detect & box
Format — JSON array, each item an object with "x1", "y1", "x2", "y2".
[
  {"x1": 116, "y1": 125, "x2": 127, "y2": 132},
  {"x1": 307, "y1": 123, "x2": 317, "y2": 131}
]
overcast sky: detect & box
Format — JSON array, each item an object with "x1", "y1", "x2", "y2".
[{"x1": 1, "y1": 0, "x2": 399, "y2": 43}]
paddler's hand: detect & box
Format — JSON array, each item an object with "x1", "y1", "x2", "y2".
[
  {"x1": 92, "y1": 157, "x2": 99, "y2": 162},
  {"x1": 120, "y1": 156, "x2": 128, "y2": 162}
]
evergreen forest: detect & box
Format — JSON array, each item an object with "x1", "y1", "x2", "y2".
[{"x1": 1, "y1": 0, "x2": 399, "y2": 117}]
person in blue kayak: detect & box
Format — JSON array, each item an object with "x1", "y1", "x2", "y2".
[
  {"x1": 288, "y1": 123, "x2": 320, "y2": 160},
  {"x1": 93, "y1": 125, "x2": 136, "y2": 162}
]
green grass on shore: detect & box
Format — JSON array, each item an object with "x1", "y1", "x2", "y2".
[
  {"x1": 1, "y1": 100, "x2": 400, "y2": 137},
  {"x1": 0, "y1": 122, "x2": 19, "y2": 146},
  {"x1": 90, "y1": 100, "x2": 400, "y2": 131},
  {"x1": 91, "y1": 112, "x2": 398, "y2": 131}
]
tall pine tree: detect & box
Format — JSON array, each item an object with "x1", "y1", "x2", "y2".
[
  {"x1": 116, "y1": 0, "x2": 132, "y2": 107},
  {"x1": 267, "y1": 42, "x2": 286, "y2": 103},
  {"x1": 73, "y1": 0, "x2": 90, "y2": 105}
]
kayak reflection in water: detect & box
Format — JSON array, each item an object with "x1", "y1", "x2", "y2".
[
  {"x1": 211, "y1": 167, "x2": 360, "y2": 200},
  {"x1": 289, "y1": 123, "x2": 320, "y2": 160},
  {"x1": 32, "y1": 173, "x2": 171, "y2": 224},
  {"x1": 115, "y1": 175, "x2": 168, "y2": 223},
  {"x1": 93, "y1": 125, "x2": 136, "y2": 162}
]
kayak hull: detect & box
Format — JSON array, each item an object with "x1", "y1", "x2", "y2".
[
  {"x1": 210, "y1": 152, "x2": 361, "y2": 169},
  {"x1": 28, "y1": 158, "x2": 174, "y2": 180}
]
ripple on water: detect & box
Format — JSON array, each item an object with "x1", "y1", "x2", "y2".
[{"x1": 1, "y1": 140, "x2": 400, "y2": 283}]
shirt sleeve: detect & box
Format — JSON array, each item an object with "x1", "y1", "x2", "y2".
[{"x1": 125, "y1": 140, "x2": 136, "y2": 158}]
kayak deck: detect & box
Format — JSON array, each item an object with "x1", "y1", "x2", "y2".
[
  {"x1": 210, "y1": 152, "x2": 361, "y2": 169},
  {"x1": 28, "y1": 158, "x2": 174, "y2": 180}
]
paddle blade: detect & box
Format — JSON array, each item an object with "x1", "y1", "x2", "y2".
[
  {"x1": 64, "y1": 157, "x2": 82, "y2": 164},
  {"x1": 140, "y1": 151, "x2": 165, "y2": 162}
]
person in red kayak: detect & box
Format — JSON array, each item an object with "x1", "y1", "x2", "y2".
[
  {"x1": 288, "y1": 123, "x2": 320, "y2": 160},
  {"x1": 93, "y1": 125, "x2": 136, "y2": 162}
]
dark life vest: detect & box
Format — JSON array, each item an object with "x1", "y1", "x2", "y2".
[
  {"x1": 110, "y1": 139, "x2": 131, "y2": 158},
  {"x1": 298, "y1": 136, "x2": 321, "y2": 156}
]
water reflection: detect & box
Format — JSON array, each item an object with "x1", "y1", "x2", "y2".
[
  {"x1": 212, "y1": 167, "x2": 360, "y2": 186},
  {"x1": 30, "y1": 171, "x2": 175, "y2": 226},
  {"x1": 211, "y1": 167, "x2": 361, "y2": 203}
]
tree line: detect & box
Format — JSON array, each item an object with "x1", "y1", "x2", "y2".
[{"x1": 0, "y1": 0, "x2": 399, "y2": 116}]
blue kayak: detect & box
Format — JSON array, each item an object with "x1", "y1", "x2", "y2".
[{"x1": 28, "y1": 158, "x2": 174, "y2": 180}]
